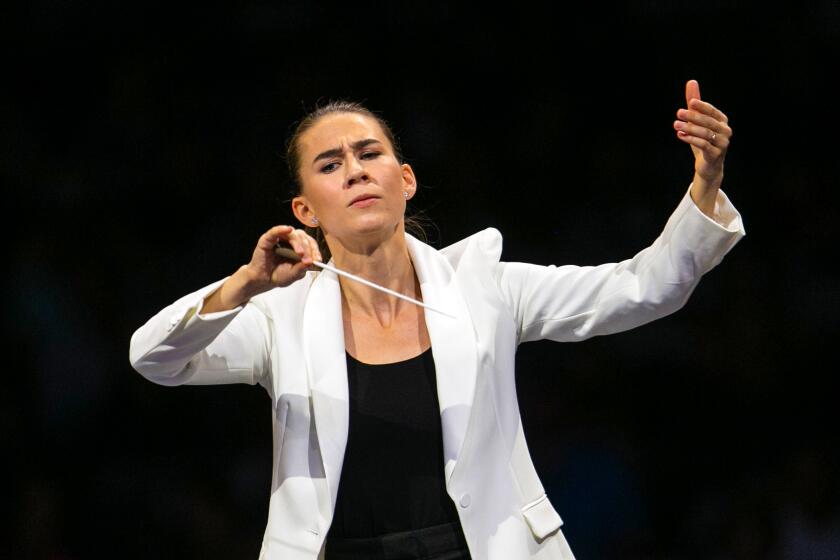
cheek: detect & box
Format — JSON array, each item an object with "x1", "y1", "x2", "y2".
[
  {"x1": 306, "y1": 179, "x2": 341, "y2": 209},
  {"x1": 384, "y1": 165, "x2": 406, "y2": 188}
]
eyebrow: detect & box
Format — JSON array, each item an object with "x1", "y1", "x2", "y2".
[{"x1": 312, "y1": 138, "x2": 383, "y2": 166}]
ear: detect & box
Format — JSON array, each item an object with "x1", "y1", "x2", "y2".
[
  {"x1": 401, "y1": 162, "x2": 418, "y2": 200},
  {"x1": 292, "y1": 195, "x2": 317, "y2": 226}
]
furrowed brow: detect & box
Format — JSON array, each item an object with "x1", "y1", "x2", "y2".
[{"x1": 312, "y1": 138, "x2": 383, "y2": 165}]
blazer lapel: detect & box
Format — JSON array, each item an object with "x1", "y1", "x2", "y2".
[
  {"x1": 302, "y1": 264, "x2": 348, "y2": 513},
  {"x1": 302, "y1": 234, "x2": 480, "y2": 516},
  {"x1": 406, "y1": 234, "x2": 479, "y2": 482}
]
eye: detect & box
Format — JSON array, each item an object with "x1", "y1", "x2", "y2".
[{"x1": 320, "y1": 152, "x2": 380, "y2": 173}]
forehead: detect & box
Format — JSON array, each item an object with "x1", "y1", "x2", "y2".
[{"x1": 300, "y1": 112, "x2": 388, "y2": 155}]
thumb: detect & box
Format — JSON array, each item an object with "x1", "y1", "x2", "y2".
[{"x1": 686, "y1": 79, "x2": 701, "y2": 105}]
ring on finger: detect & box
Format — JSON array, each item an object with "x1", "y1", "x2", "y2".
[{"x1": 710, "y1": 131, "x2": 717, "y2": 141}]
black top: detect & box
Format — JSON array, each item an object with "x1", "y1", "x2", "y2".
[{"x1": 326, "y1": 347, "x2": 462, "y2": 539}]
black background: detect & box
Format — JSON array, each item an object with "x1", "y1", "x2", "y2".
[{"x1": 4, "y1": 2, "x2": 838, "y2": 558}]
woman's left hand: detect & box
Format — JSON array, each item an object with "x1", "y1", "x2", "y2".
[{"x1": 674, "y1": 79, "x2": 732, "y2": 216}]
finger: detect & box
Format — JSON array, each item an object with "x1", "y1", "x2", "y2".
[
  {"x1": 676, "y1": 130, "x2": 725, "y2": 155},
  {"x1": 673, "y1": 120, "x2": 721, "y2": 144},
  {"x1": 675, "y1": 107, "x2": 733, "y2": 147},
  {"x1": 258, "y1": 225, "x2": 294, "y2": 250},
  {"x1": 688, "y1": 98, "x2": 729, "y2": 123},
  {"x1": 306, "y1": 235, "x2": 322, "y2": 264},
  {"x1": 676, "y1": 108, "x2": 728, "y2": 133},
  {"x1": 290, "y1": 260, "x2": 309, "y2": 278},
  {"x1": 685, "y1": 79, "x2": 701, "y2": 106},
  {"x1": 287, "y1": 229, "x2": 310, "y2": 263},
  {"x1": 676, "y1": 122, "x2": 730, "y2": 150},
  {"x1": 295, "y1": 230, "x2": 315, "y2": 264},
  {"x1": 273, "y1": 260, "x2": 306, "y2": 284}
]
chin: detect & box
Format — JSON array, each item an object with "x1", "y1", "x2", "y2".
[{"x1": 349, "y1": 215, "x2": 401, "y2": 237}]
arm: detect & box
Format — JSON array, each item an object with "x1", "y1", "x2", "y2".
[
  {"x1": 498, "y1": 79, "x2": 742, "y2": 344},
  {"x1": 128, "y1": 276, "x2": 273, "y2": 387},
  {"x1": 128, "y1": 225, "x2": 321, "y2": 388},
  {"x1": 496, "y1": 184, "x2": 745, "y2": 344}
]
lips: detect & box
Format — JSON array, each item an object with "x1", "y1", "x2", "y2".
[{"x1": 348, "y1": 194, "x2": 379, "y2": 207}]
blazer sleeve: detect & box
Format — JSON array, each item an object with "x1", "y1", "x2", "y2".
[
  {"x1": 494, "y1": 183, "x2": 746, "y2": 344},
  {"x1": 129, "y1": 276, "x2": 273, "y2": 389}
]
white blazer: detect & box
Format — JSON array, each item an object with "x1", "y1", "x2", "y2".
[{"x1": 130, "y1": 184, "x2": 745, "y2": 560}]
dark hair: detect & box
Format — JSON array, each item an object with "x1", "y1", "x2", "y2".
[{"x1": 284, "y1": 99, "x2": 431, "y2": 262}]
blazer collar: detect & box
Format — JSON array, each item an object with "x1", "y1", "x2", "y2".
[{"x1": 302, "y1": 233, "x2": 479, "y2": 513}]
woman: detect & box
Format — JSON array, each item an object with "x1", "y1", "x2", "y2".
[{"x1": 129, "y1": 79, "x2": 745, "y2": 560}]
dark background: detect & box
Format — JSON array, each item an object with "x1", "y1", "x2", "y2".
[{"x1": 4, "y1": 2, "x2": 838, "y2": 558}]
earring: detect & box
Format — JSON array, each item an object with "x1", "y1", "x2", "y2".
[
  {"x1": 311, "y1": 216, "x2": 319, "y2": 225},
  {"x1": 403, "y1": 191, "x2": 409, "y2": 199}
]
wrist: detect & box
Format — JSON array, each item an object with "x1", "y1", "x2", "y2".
[
  {"x1": 227, "y1": 265, "x2": 267, "y2": 305},
  {"x1": 200, "y1": 266, "x2": 266, "y2": 315},
  {"x1": 691, "y1": 171, "x2": 723, "y2": 217}
]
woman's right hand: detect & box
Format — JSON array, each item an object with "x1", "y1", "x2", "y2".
[
  {"x1": 245, "y1": 225, "x2": 322, "y2": 290},
  {"x1": 202, "y1": 226, "x2": 322, "y2": 313}
]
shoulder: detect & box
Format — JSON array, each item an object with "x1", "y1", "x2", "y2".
[
  {"x1": 406, "y1": 227, "x2": 503, "y2": 272},
  {"x1": 438, "y1": 227, "x2": 504, "y2": 269}
]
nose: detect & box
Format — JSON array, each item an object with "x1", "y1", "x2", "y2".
[{"x1": 345, "y1": 154, "x2": 369, "y2": 188}]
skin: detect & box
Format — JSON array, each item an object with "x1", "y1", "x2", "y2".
[
  {"x1": 675, "y1": 79, "x2": 732, "y2": 216},
  {"x1": 202, "y1": 112, "x2": 430, "y2": 363},
  {"x1": 290, "y1": 112, "x2": 429, "y2": 362},
  {"x1": 203, "y1": 79, "x2": 732, "y2": 361}
]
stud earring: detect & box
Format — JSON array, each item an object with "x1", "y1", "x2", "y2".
[
  {"x1": 311, "y1": 216, "x2": 319, "y2": 225},
  {"x1": 403, "y1": 191, "x2": 409, "y2": 199}
]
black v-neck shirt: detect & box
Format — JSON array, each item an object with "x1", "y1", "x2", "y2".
[{"x1": 326, "y1": 347, "x2": 462, "y2": 539}]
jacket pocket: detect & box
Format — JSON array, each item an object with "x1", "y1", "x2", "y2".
[{"x1": 520, "y1": 494, "x2": 563, "y2": 541}]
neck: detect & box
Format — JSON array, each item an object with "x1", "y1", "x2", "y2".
[{"x1": 326, "y1": 224, "x2": 419, "y2": 322}]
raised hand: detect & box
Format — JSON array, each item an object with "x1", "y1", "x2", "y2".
[
  {"x1": 201, "y1": 226, "x2": 322, "y2": 313},
  {"x1": 673, "y1": 79, "x2": 733, "y2": 216},
  {"x1": 246, "y1": 225, "x2": 322, "y2": 289}
]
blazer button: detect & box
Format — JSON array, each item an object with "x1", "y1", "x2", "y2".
[{"x1": 459, "y1": 494, "x2": 471, "y2": 508}]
